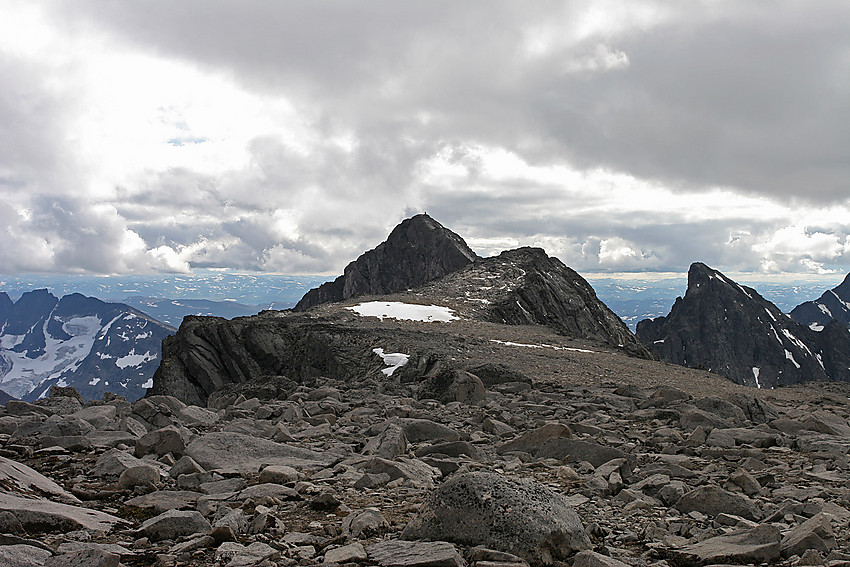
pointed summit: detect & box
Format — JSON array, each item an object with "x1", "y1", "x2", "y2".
[
  {"x1": 294, "y1": 213, "x2": 478, "y2": 311},
  {"x1": 637, "y1": 262, "x2": 850, "y2": 388}
]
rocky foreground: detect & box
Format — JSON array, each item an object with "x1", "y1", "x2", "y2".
[{"x1": 1, "y1": 360, "x2": 850, "y2": 567}]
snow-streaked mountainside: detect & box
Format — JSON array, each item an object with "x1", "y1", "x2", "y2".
[
  {"x1": 0, "y1": 290, "x2": 174, "y2": 402},
  {"x1": 636, "y1": 263, "x2": 850, "y2": 388},
  {"x1": 790, "y1": 272, "x2": 850, "y2": 331}
]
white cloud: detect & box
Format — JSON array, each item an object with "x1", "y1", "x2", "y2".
[{"x1": 1, "y1": 1, "x2": 849, "y2": 277}]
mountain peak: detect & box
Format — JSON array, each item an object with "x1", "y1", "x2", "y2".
[
  {"x1": 294, "y1": 214, "x2": 478, "y2": 311},
  {"x1": 638, "y1": 265, "x2": 850, "y2": 388}
]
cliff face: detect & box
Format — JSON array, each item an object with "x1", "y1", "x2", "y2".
[
  {"x1": 294, "y1": 214, "x2": 478, "y2": 311},
  {"x1": 636, "y1": 263, "x2": 850, "y2": 388},
  {"x1": 148, "y1": 313, "x2": 377, "y2": 406}
]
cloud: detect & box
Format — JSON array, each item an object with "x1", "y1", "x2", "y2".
[{"x1": 1, "y1": 1, "x2": 849, "y2": 277}]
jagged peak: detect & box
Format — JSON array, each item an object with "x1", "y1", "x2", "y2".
[
  {"x1": 384, "y1": 213, "x2": 478, "y2": 261},
  {"x1": 686, "y1": 263, "x2": 759, "y2": 301}
]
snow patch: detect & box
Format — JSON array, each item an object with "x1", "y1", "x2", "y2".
[
  {"x1": 782, "y1": 329, "x2": 812, "y2": 356},
  {"x1": 89, "y1": 377, "x2": 100, "y2": 386},
  {"x1": 347, "y1": 302, "x2": 458, "y2": 322},
  {"x1": 490, "y1": 339, "x2": 595, "y2": 353},
  {"x1": 785, "y1": 349, "x2": 801, "y2": 369},
  {"x1": 809, "y1": 323, "x2": 824, "y2": 332},
  {"x1": 142, "y1": 378, "x2": 153, "y2": 389},
  {"x1": 372, "y1": 348, "x2": 409, "y2": 376},
  {"x1": 752, "y1": 367, "x2": 761, "y2": 389},
  {"x1": 115, "y1": 350, "x2": 156, "y2": 369},
  {"x1": 818, "y1": 303, "x2": 833, "y2": 317}
]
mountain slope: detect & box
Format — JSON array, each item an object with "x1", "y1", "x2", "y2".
[
  {"x1": 407, "y1": 247, "x2": 651, "y2": 358},
  {"x1": 790, "y1": 272, "x2": 850, "y2": 330},
  {"x1": 294, "y1": 213, "x2": 478, "y2": 311},
  {"x1": 636, "y1": 263, "x2": 850, "y2": 388},
  {"x1": 0, "y1": 290, "x2": 175, "y2": 401}
]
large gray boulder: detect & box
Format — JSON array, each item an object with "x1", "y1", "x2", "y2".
[
  {"x1": 401, "y1": 471, "x2": 590, "y2": 564},
  {"x1": 0, "y1": 492, "x2": 126, "y2": 533},
  {"x1": 139, "y1": 509, "x2": 211, "y2": 542}
]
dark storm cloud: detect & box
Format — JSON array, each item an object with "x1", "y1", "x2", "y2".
[{"x1": 59, "y1": 1, "x2": 850, "y2": 203}]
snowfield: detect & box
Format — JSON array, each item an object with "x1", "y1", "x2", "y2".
[{"x1": 347, "y1": 301, "x2": 458, "y2": 322}]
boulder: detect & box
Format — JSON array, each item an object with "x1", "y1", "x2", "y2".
[
  {"x1": 534, "y1": 438, "x2": 631, "y2": 468},
  {"x1": 138, "y1": 509, "x2": 211, "y2": 542},
  {"x1": 780, "y1": 512, "x2": 837, "y2": 558},
  {"x1": 667, "y1": 524, "x2": 781, "y2": 566},
  {"x1": 401, "y1": 471, "x2": 590, "y2": 564},
  {"x1": 674, "y1": 485, "x2": 761, "y2": 521},
  {"x1": 185, "y1": 432, "x2": 335, "y2": 474},
  {"x1": 0, "y1": 544, "x2": 53, "y2": 567},
  {"x1": 0, "y1": 492, "x2": 126, "y2": 533},
  {"x1": 497, "y1": 423, "x2": 572, "y2": 455}
]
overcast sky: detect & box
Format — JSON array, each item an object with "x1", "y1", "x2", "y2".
[{"x1": 2, "y1": 1, "x2": 849, "y2": 277}]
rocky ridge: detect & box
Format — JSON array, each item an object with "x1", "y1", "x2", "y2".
[
  {"x1": 1, "y1": 348, "x2": 850, "y2": 566},
  {"x1": 636, "y1": 263, "x2": 850, "y2": 389},
  {"x1": 294, "y1": 214, "x2": 478, "y2": 312},
  {"x1": 148, "y1": 244, "x2": 651, "y2": 407}
]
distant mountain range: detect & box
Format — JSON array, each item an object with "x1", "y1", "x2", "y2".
[
  {"x1": 0, "y1": 290, "x2": 174, "y2": 401},
  {"x1": 121, "y1": 297, "x2": 266, "y2": 328}
]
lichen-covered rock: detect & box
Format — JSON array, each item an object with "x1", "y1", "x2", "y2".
[{"x1": 401, "y1": 471, "x2": 590, "y2": 564}]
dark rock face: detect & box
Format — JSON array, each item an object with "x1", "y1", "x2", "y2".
[
  {"x1": 0, "y1": 290, "x2": 174, "y2": 401},
  {"x1": 294, "y1": 214, "x2": 478, "y2": 311},
  {"x1": 791, "y1": 272, "x2": 850, "y2": 330},
  {"x1": 149, "y1": 314, "x2": 376, "y2": 406},
  {"x1": 636, "y1": 263, "x2": 850, "y2": 388}
]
